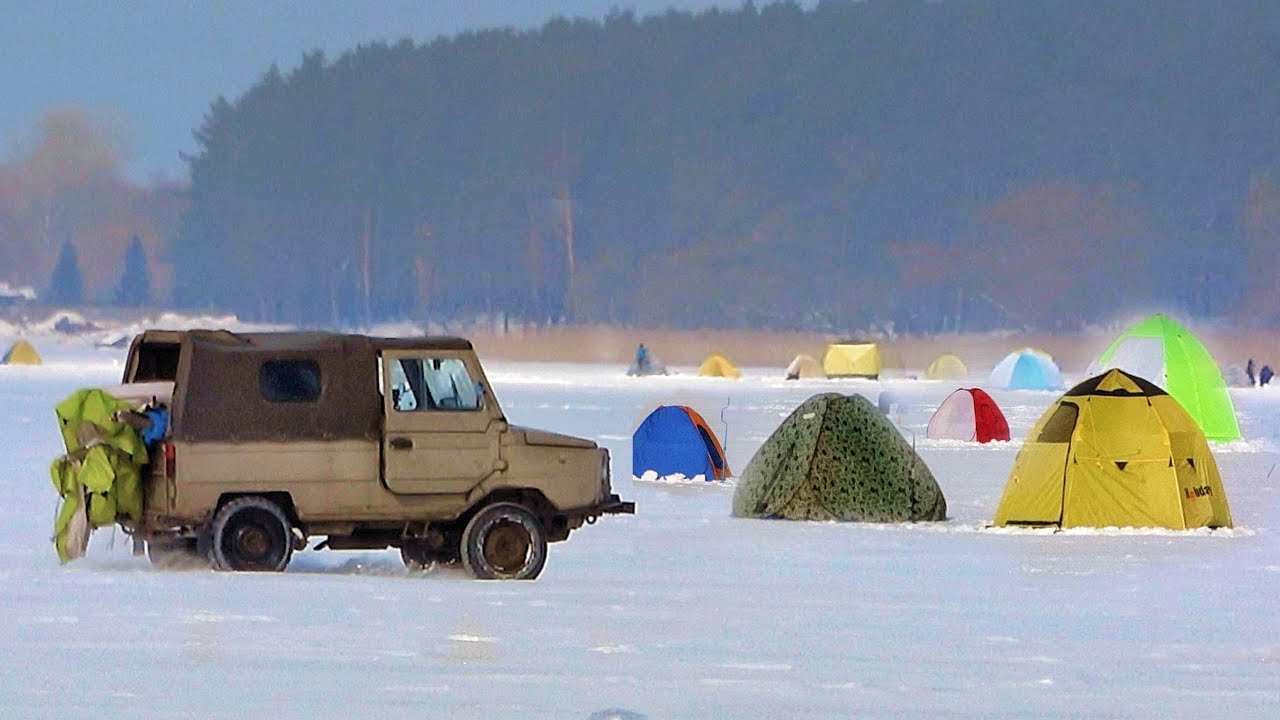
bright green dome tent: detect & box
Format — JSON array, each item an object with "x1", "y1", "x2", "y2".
[{"x1": 1094, "y1": 314, "x2": 1241, "y2": 441}]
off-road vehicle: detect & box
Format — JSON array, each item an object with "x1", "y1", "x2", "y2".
[{"x1": 113, "y1": 330, "x2": 632, "y2": 579}]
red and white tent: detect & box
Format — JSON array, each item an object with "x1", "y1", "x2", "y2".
[{"x1": 926, "y1": 388, "x2": 1010, "y2": 443}]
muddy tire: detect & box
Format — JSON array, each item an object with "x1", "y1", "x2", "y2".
[
  {"x1": 209, "y1": 496, "x2": 293, "y2": 572},
  {"x1": 147, "y1": 538, "x2": 207, "y2": 570},
  {"x1": 460, "y1": 502, "x2": 547, "y2": 580}
]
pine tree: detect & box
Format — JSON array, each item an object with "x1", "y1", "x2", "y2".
[
  {"x1": 113, "y1": 235, "x2": 151, "y2": 307},
  {"x1": 47, "y1": 240, "x2": 84, "y2": 306}
]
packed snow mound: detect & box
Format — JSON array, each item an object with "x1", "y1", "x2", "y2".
[
  {"x1": 2, "y1": 309, "x2": 293, "y2": 345},
  {"x1": 0, "y1": 280, "x2": 36, "y2": 301},
  {"x1": 634, "y1": 470, "x2": 736, "y2": 486}
]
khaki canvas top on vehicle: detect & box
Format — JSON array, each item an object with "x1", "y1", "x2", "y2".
[{"x1": 129, "y1": 330, "x2": 476, "y2": 443}]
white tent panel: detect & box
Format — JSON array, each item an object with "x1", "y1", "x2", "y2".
[
  {"x1": 1105, "y1": 336, "x2": 1166, "y2": 387},
  {"x1": 926, "y1": 389, "x2": 977, "y2": 441}
]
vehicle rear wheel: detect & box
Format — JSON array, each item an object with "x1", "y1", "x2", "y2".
[
  {"x1": 147, "y1": 538, "x2": 207, "y2": 570},
  {"x1": 460, "y1": 502, "x2": 547, "y2": 580},
  {"x1": 210, "y1": 497, "x2": 293, "y2": 572}
]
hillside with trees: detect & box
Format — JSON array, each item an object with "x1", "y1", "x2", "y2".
[
  {"x1": 26, "y1": 1, "x2": 1280, "y2": 332},
  {"x1": 0, "y1": 109, "x2": 183, "y2": 308}
]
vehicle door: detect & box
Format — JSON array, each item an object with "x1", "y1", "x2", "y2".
[{"x1": 380, "y1": 350, "x2": 504, "y2": 494}]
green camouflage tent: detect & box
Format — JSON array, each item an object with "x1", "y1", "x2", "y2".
[
  {"x1": 49, "y1": 389, "x2": 149, "y2": 562},
  {"x1": 733, "y1": 393, "x2": 946, "y2": 522}
]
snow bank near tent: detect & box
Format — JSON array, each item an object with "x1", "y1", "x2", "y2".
[{"x1": 0, "y1": 310, "x2": 294, "y2": 363}]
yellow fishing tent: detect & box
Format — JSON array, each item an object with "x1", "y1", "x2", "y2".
[
  {"x1": 993, "y1": 369, "x2": 1232, "y2": 530},
  {"x1": 698, "y1": 353, "x2": 742, "y2": 379},
  {"x1": 2, "y1": 338, "x2": 42, "y2": 365},
  {"x1": 926, "y1": 353, "x2": 967, "y2": 380},
  {"x1": 822, "y1": 342, "x2": 882, "y2": 379}
]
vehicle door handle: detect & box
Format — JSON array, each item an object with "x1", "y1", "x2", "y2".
[{"x1": 389, "y1": 437, "x2": 414, "y2": 450}]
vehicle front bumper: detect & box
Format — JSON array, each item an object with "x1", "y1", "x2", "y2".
[
  {"x1": 568, "y1": 494, "x2": 635, "y2": 522},
  {"x1": 592, "y1": 494, "x2": 635, "y2": 515}
]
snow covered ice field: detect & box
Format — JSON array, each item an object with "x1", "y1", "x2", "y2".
[{"x1": 2, "y1": 346, "x2": 1278, "y2": 719}]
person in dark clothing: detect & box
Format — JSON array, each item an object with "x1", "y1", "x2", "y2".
[
  {"x1": 1261, "y1": 365, "x2": 1274, "y2": 387},
  {"x1": 1247, "y1": 358, "x2": 1256, "y2": 386}
]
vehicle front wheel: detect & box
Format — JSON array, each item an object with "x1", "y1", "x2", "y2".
[
  {"x1": 460, "y1": 502, "x2": 547, "y2": 580},
  {"x1": 209, "y1": 497, "x2": 294, "y2": 572}
]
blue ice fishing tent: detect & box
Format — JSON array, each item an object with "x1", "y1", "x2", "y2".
[
  {"x1": 989, "y1": 348, "x2": 1063, "y2": 390},
  {"x1": 632, "y1": 405, "x2": 730, "y2": 481}
]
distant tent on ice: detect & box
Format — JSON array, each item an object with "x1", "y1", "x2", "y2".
[
  {"x1": 3, "y1": 338, "x2": 42, "y2": 365},
  {"x1": 990, "y1": 348, "x2": 1062, "y2": 390},
  {"x1": 926, "y1": 353, "x2": 968, "y2": 380},
  {"x1": 993, "y1": 369, "x2": 1232, "y2": 530},
  {"x1": 785, "y1": 354, "x2": 823, "y2": 380},
  {"x1": 697, "y1": 353, "x2": 742, "y2": 379},
  {"x1": 1091, "y1": 314, "x2": 1240, "y2": 441},
  {"x1": 1221, "y1": 364, "x2": 1252, "y2": 389},
  {"x1": 822, "y1": 342, "x2": 882, "y2": 379},
  {"x1": 626, "y1": 353, "x2": 668, "y2": 377},
  {"x1": 632, "y1": 405, "x2": 730, "y2": 481},
  {"x1": 926, "y1": 388, "x2": 1010, "y2": 443},
  {"x1": 733, "y1": 393, "x2": 946, "y2": 522}
]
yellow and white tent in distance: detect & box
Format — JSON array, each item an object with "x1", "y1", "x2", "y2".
[{"x1": 785, "y1": 353, "x2": 824, "y2": 379}]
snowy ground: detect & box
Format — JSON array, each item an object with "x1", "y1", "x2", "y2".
[{"x1": 2, "y1": 349, "x2": 1278, "y2": 719}]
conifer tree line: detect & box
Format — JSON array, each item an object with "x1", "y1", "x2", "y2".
[{"x1": 10, "y1": 1, "x2": 1280, "y2": 331}]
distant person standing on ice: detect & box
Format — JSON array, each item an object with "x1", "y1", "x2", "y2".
[
  {"x1": 1262, "y1": 365, "x2": 1274, "y2": 387},
  {"x1": 1247, "y1": 358, "x2": 1257, "y2": 386},
  {"x1": 635, "y1": 343, "x2": 650, "y2": 372}
]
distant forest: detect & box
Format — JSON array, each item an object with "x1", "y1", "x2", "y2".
[{"x1": 9, "y1": 1, "x2": 1280, "y2": 333}]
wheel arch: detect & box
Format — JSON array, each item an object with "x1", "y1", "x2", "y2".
[
  {"x1": 467, "y1": 488, "x2": 566, "y2": 538},
  {"x1": 214, "y1": 491, "x2": 300, "y2": 530}
]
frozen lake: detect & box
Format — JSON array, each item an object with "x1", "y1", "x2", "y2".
[{"x1": 2, "y1": 352, "x2": 1278, "y2": 718}]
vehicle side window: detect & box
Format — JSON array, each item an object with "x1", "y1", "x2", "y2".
[
  {"x1": 390, "y1": 356, "x2": 482, "y2": 412},
  {"x1": 260, "y1": 360, "x2": 322, "y2": 402}
]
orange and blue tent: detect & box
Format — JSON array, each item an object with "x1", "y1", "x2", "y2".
[{"x1": 632, "y1": 405, "x2": 730, "y2": 481}]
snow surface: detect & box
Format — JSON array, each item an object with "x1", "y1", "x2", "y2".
[{"x1": 3, "y1": 351, "x2": 1279, "y2": 719}]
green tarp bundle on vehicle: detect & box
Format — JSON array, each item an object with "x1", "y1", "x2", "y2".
[
  {"x1": 733, "y1": 393, "x2": 946, "y2": 522},
  {"x1": 49, "y1": 389, "x2": 148, "y2": 562}
]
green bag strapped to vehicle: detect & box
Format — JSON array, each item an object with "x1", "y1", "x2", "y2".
[{"x1": 49, "y1": 388, "x2": 149, "y2": 562}]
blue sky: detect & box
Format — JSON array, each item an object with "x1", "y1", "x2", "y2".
[{"x1": 0, "y1": 1, "x2": 742, "y2": 181}]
